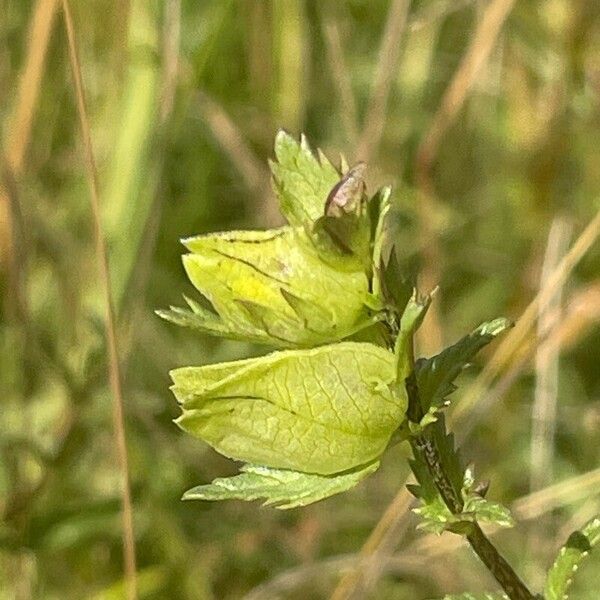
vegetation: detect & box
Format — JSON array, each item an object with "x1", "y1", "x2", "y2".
[{"x1": 1, "y1": 1, "x2": 599, "y2": 599}]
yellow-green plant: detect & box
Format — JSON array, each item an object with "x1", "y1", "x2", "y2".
[{"x1": 160, "y1": 133, "x2": 598, "y2": 600}]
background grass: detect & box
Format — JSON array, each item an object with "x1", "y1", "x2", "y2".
[{"x1": 1, "y1": 1, "x2": 599, "y2": 598}]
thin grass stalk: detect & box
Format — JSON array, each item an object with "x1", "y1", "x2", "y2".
[
  {"x1": 1, "y1": 0, "x2": 59, "y2": 316},
  {"x1": 453, "y1": 209, "x2": 600, "y2": 424},
  {"x1": 321, "y1": 9, "x2": 359, "y2": 147},
  {"x1": 60, "y1": 2, "x2": 137, "y2": 598},
  {"x1": 329, "y1": 485, "x2": 414, "y2": 600},
  {"x1": 356, "y1": 0, "x2": 411, "y2": 163},
  {"x1": 196, "y1": 90, "x2": 279, "y2": 226},
  {"x1": 414, "y1": 0, "x2": 517, "y2": 356},
  {"x1": 530, "y1": 218, "x2": 572, "y2": 489}
]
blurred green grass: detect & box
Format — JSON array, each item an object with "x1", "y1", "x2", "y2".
[{"x1": 1, "y1": 1, "x2": 599, "y2": 598}]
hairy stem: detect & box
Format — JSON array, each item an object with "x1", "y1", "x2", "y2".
[{"x1": 406, "y1": 374, "x2": 536, "y2": 600}]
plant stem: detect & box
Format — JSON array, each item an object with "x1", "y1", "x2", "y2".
[
  {"x1": 411, "y1": 434, "x2": 536, "y2": 600},
  {"x1": 406, "y1": 374, "x2": 536, "y2": 600}
]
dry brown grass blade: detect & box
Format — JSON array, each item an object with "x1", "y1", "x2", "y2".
[
  {"x1": 6, "y1": 0, "x2": 59, "y2": 174},
  {"x1": 0, "y1": 161, "x2": 28, "y2": 322},
  {"x1": 61, "y1": 2, "x2": 138, "y2": 598},
  {"x1": 408, "y1": 0, "x2": 474, "y2": 33},
  {"x1": 356, "y1": 0, "x2": 411, "y2": 163},
  {"x1": 513, "y1": 467, "x2": 600, "y2": 522},
  {"x1": 457, "y1": 277, "x2": 600, "y2": 444},
  {"x1": 530, "y1": 217, "x2": 572, "y2": 492},
  {"x1": 414, "y1": 0, "x2": 516, "y2": 356},
  {"x1": 544, "y1": 280, "x2": 600, "y2": 352},
  {"x1": 329, "y1": 485, "x2": 414, "y2": 600},
  {"x1": 415, "y1": 0, "x2": 516, "y2": 175},
  {"x1": 196, "y1": 90, "x2": 280, "y2": 226},
  {"x1": 527, "y1": 217, "x2": 572, "y2": 584},
  {"x1": 321, "y1": 12, "x2": 359, "y2": 147},
  {"x1": 452, "y1": 209, "x2": 600, "y2": 425},
  {"x1": 1, "y1": 0, "x2": 59, "y2": 301}
]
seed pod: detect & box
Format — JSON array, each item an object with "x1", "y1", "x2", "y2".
[{"x1": 172, "y1": 342, "x2": 406, "y2": 475}]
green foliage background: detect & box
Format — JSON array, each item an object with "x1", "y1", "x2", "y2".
[{"x1": 1, "y1": 1, "x2": 599, "y2": 598}]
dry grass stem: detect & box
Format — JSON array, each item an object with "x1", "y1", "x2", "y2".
[
  {"x1": 415, "y1": 0, "x2": 517, "y2": 173},
  {"x1": 458, "y1": 279, "x2": 600, "y2": 443},
  {"x1": 414, "y1": 0, "x2": 516, "y2": 356},
  {"x1": 513, "y1": 467, "x2": 600, "y2": 522},
  {"x1": 61, "y1": 1, "x2": 137, "y2": 598},
  {"x1": 544, "y1": 281, "x2": 600, "y2": 353},
  {"x1": 356, "y1": 0, "x2": 411, "y2": 163},
  {"x1": 527, "y1": 217, "x2": 572, "y2": 583},
  {"x1": 321, "y1": 14, "x2": 359, "y2": 147},
  {"x1": 160, "y1": 0, "x2": 181, "y2": 122},
  {"x1": 530, "y1": 217, "x2": 572, "y2": 492},
  {"x1": 196, "y1": 90, "x2": 280, "y2": 226},
  {"x1": 5, "y1": 0, "x2": 59, "y2": 174},
  {"x1": 408, "y1": 0, "x2": 474, "y2": 32},
  {"x1": 0, "y1": 162, "x2": 28, "y2": 322},
  {"x1": 1, "y1": 0, "x2": 59, "y2": 301},
  {"x1": 329, "y1": 485, "x2": 414, "y2": 600},
  {"x1": 453, "y1": 209, "x2": 600, "y2": 424}
]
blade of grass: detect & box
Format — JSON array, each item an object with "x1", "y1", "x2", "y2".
[
  {"x1": 530, "y1": 217, "x2": 572, "y2": 491},
  {"x1": 5, "y1": 0, "x2": 59, "y2": 175},
  {"x1": 452, "y1": 209, "x2": 600, "y2": 424},
  {"x1": 60, "y1": 2, "x2": 137, "y2": 599},
  {"x1": 1, "y1": 0, "x2": 59, "y2": 319},
  {"x1": 103, "y1": 0, "x2": 161, "y2": 305},
  {"x1": 457, "y1": 278, "x2": 600, "y2": 444},
  {"x1": 526, "y1": 217, "x2": 572, "y2": 586},
  {"x1": 414, "y1": 0, "x2": 517, "y2": 356},
  {"x1": 355, "y1": 0, "x2": 411, "y2": 163},
  {"x1": 272, "y1": 0, "x2": 308, "y2": 133},
  {"x1": 415, "y1": 0, "x2": 517, "y2": 175},
  {"x1": 408, "y1": 0, "x2": 474, "y2": 33},
  {"x1": 195, "y1": 89, "x2": 280, "y2": 226},
  {"x1": 120, "y1": 0, "x2": 181, "y2": 365},
  {"x1": 329, "y1": 484, "x2": 414, "y2": 600},
  {"x1": 321, "y1": 8, "x2": 359, "y2": 147}
]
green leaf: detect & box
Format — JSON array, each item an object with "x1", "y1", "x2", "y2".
[
  {"x1": 396, "y1": 290, "x2": 433, "y2": 390},
  {"x1": 408, "y1": 415, "x2": 462, "y2": 501},
  {"x1": 183, "y1": 461, "x2": 380, "y2": 509},
  {"x1": 462, "y1": 495, "x2": 514, "y2": 529},
  {"x1": 415, "y1": 317, "x2": 512, "y2": 415},
  {"x1": 408, "y1": 320, "x2": 514, "y2": 533},
  {"x1": 432, "y1": 414, "x2": 464, "y2": 498},
  {"x1": 412, "y1": 494, "x2": 454, "y2": 535},
  {"x1": 160, "y1": 226, "x2": 377, "y2": 347},
  {"x1": 172, "y1": 342, "x2": 405, "y2": 475},
  {"x1": 544, "y1": 515, "x2": 600, "y2": 600},
  {"x1": 270, "y1": 130, "x2": 340, "y2": 227},
  {"x1": 408, "y1": 415, "x2": 465, "y2": 533},
  {"x1": 371, "y1": 186, "x2": 415, "y2": 315},
  {"x1": 156, "y1": 296, "x2": 269, "y2": 344}
]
